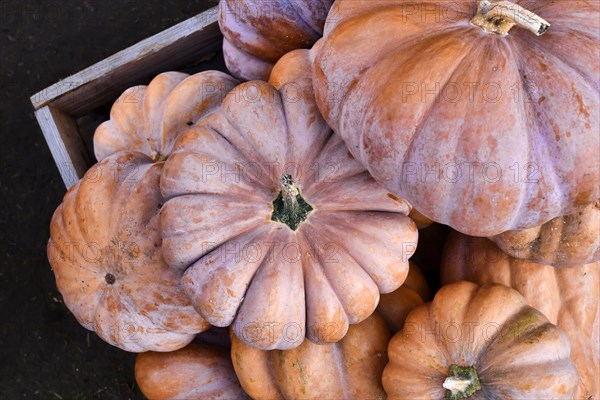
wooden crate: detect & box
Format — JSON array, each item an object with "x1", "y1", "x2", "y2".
[{"x1": 31, "y1": 6, "x2": 224, "y2": 189}]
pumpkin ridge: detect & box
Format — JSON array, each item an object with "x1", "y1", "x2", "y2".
[{"x1": 220, "y1": 85, "x2": 290, "y2": 187}]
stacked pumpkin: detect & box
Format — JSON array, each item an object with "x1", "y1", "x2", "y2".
[{"x1": 47, "y1": 0, "x2": 599, "y2": 399}]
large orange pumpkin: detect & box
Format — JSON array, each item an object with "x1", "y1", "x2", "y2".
[
  {"x1": 490, "y1": 199, "x2": 600, "y2": 267},
  {"x1": 218, "y1": 0, "x2": 333, "y2": 81},
  {"x1": 135, "y1": 342, "x2": 249, "y2": 400},
  {"x1": 383, "y1": 281, "x2": 579, "y2": 399},
  {"x1": 231, "y1": 312, "x2": 390, "y2": 400},
  {"x1": 312, "y1": 0, "x2": 600, "y2": 236},
  {"x1": 47, "y1": 153, "x2": 209, "y2": 352},
  {"x1": 159, "y1": 49, "x2": 418, "y2": 350},
  {"x1": 441, "y1": 232, "x2": 600, "y2": 399}
]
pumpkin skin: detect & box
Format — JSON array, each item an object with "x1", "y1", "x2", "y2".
[
  {"x1": 93, "y1": 70, "x2": 238, "y2": 162},
  {"x1": 135, "y1": 342, "x2": 249, "y2": 400},
  {"x1": 312, "y1": 0, "x2": 600, "y2": 236},
  {"x1": 218, "y1": 0, "x2": 333, "y2": 81},
  {"x1": 441, "y1": 232, "x2": 600, "y2": 400},
  {"x1": 231, "y1": 312, "x2": 390, "y2": 400},
  {"x1": 47, "y1": 153, "x2": 209, "y2": 352},
  {"x1": 377, "y1": 261, "x2": 430, "y2": 334},
  {"x1": 160, "y1": 49, "x2": 418, "y2": 350},
  {"x1": 490, "y1": 199, "x2": 600, "y2": 267},
  {"x1": 382, "y1": 281, "x2": 579, "y2": 400}
]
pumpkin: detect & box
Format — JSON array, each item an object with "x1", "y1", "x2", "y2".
[
  {"x1": 231, "y1": 312, "x2": 390, "y2": 400},
  {"x1": 382, "y1": 280, "x2": 579, "y2": 399},
  {"x1": 93, "y1": 70, "x2": 238, "y2": 162},
  {"x1": 135, "y1": 342, "x2": 249, "y2": 400},
  {"x1": 218, "y1": 0, "x2": 333, "y2": 81},
  {"x1": 159, "y1": 49, "x2": 418, "y2": 350},
  {"x1": 47, "y1": 153, "x2": 209, "y2": 352},
  {"x1": 312, "y1": 0, "x2": 600, "y2": 236},
  {"x1": 441, "y1": 232, "x2": 600, "y2": 399},
  {"x1": 377, "y1": 261, "x2": 430, "y2": 333},
  {"x1": 490, "y1": 199, "x2": 600, "y2": 267}
]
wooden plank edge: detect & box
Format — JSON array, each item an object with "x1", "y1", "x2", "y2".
[
  {"x1": 35, "y1": 106, "x2": 91, "y2": 189},
  {"x1": 30, "y1": 6, "x2": 220, "y2": 112}
]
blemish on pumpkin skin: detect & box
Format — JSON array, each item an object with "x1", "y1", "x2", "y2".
[{"x1": 572, "y1": 82, "x2": 590, "y2": 119}]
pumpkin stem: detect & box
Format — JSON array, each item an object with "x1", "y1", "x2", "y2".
[
  {"x1": 271, "y1": 174, "x2": 313, "y2": 231},
  {"x1": 150, "y1": 150, "x2": 168, "y2": 163},
  {"x1": 470, "y1": 0, "x2": 550, "y2": 36},
  {"x1": 443, "y1": 365, "x2": 481, "y2": 400}
]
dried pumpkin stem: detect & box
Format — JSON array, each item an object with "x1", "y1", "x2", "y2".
[
  {"x1": 443, "y1": 365, "x2": 481, "y2": 400},
  {"x1": 271, "y1": 174, "x2": 313, "y2": 231},
  {"x1": 471, "y1": 0, "x2": 550, "y2": 36}
]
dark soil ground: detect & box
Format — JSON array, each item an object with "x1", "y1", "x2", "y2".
[{"x1": 0, "y1": 1, "x2": 218, "y2": 398}]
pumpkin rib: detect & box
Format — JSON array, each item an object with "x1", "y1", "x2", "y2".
[
  {"x1": 220, "y1": 86, "x2": 289, "y2": 187},
  {"x1": 423, "y1": 39, "x2": 485, "y2": 224},
  {"x1": 297, "y1": 228, "x2": 349, "y2": 343},
  {"x1": 519, "y1": 63, "x2": 585, "y2": 214},
  {"x1": 398, "y1": 30, "x2": 473, "y2": 165}
]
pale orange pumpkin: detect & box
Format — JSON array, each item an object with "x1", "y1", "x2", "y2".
[
  {"x1": 135, "y1": 342, "x2": 249, "y2": 400},
  {"x1": 93, "y1": 70, "x2": 238, "y2": 162},
  {"x1": 441, "y1": 232, "x2": 600, "y2": 399},
  {"x1": 47, "y1": 153, "x2": 209, "y2": 352},
  {"x1": 312, "y1": 0, "x2": 600, "y2": 236},
  {"x1": 383, "y1": 281, "x2": 579, "y2": 399},
  {"x1": 490, "y1": 200, "x2": 600, "y2": 267},
  {"x1": 231, "y1": 312, "x2": 390, "y2": 400},
  {"x1": 159, "y1": 49, "x2": 418, "y2": 350}
]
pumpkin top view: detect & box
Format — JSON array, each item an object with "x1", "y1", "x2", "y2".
[
  {"x1": 312, "y1": 0, "x2": 600, "y2": 236},
  {"x1": 383, "y1": 281, "x2": 579, "y2": 399},
  {"x1": 159, "y1": 49, "x2": 418, "y2": 350}
]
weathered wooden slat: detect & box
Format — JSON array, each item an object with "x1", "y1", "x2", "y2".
[
  {"x1": 30, "y1": 6, "x2": 221, "y2": 116},
  {"x1": 35, "y1": 106, "x2": 91, "y2": 189}
]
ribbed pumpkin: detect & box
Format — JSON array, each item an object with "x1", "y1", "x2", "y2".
[
  {"x1": 383, "y1": 281, "x2": 579, "y2": 399},
  {"x1": 93, "y1": 70, "x2": 237, "y2": 162},
  {"x1": 135, "y1": 342, "x2": 249, "y2": 400},
  {"x1": 490, "y1": 199, "x2": 600, "y2": 267},
  {"x1": 312, "y1": 0, "x2": 600, "y2": 236},
  {"x1": 377, "y1": 261, "x2": 430, "y2": 333},
  {"x1": 159, "y1": 49, "x2": 418, "y2": 350},
  {"x1": 231, "y1": 313, "x2": 390, "y2": 400},
  {"x1": 441, "y1": 232, "x2": 600, "y2": 400},
  {"x1": 47, "y1": 153, "x2": 209, "y2": 352},
  {"x1": 46, "y1": 70, "x2": 239, "y2": 351},
  {"x1": 218, "y1": 0, "x2": 333, "y2": 80}
]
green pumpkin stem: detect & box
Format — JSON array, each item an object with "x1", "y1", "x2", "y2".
[
  {"x1": 444, "y1": 365, "x2": 482, "y2": 400},
  {"x1": 271, "y1": 174, "x2": 313, "y2": 231},
  {"x1": 471, "y1": 0, "x2": 550, "y2": 36}
]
